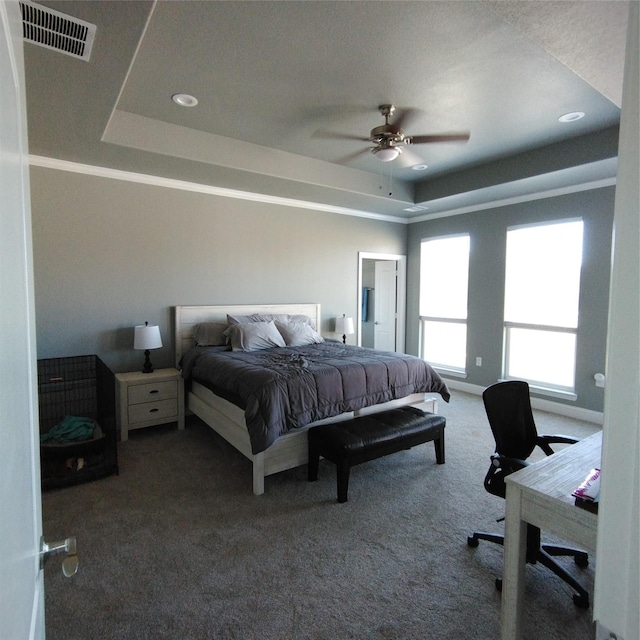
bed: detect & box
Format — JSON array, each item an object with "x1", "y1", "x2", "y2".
[{"x1": 175, "y1": 303, "x2": 450, "y2": 495}]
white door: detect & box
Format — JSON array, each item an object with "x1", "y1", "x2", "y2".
[
  {"x1": 374, "y1": 261, "x2": 397, "y2": 352},
  {"x1": 0, "y1": 2, "x2": 45, "y2": 637}
]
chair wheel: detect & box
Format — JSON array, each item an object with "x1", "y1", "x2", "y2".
[
  {"x1": 573, "y1": 593, "x2": 589, "y2": 609},
  {"x1": 467, "y1": 535, "x2": 479, "y2": 548},
  {"x1": 574, "y1": 553, "x2": 589, "y2": 568},
  {"x1": 495, "y1": 578, "x2": 503, "y2": 592}
]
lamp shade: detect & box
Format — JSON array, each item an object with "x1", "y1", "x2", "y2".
[
  {"x1": 372, "y1": 146, "x2": 400, "y2": 162},
  {"x1": 335, "y1": 316, "x2": 355, "y2": 335},
  {"x1": 134, "y1": 323, "x2": 163, "y2": 350}
]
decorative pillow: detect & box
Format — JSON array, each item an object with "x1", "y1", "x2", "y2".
[
  {"x1": 224, "y1": 321, "x2": 286, "y2": 352},
  {"x1": 193, "y1": 321, "x2": 228, "y2": 346},
  {"x1": 227, "y1": 313, "x2": 288, "y2": 326},
  {"x1": 275, "y1": 321, "x2": 324, "y2": 347},
  {"x1": 227, "y1": 313, "x2": 316, "y2": 330},
  {"x1": 287, "y1": 314, "x2": 317, "y2": 330}
]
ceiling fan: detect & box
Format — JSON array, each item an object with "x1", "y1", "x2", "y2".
[{"x1": 318, "y1": 104, "x2": 470, "y2": 166}]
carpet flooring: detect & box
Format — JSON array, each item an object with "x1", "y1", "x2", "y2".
[{"x1": 42, "y1": 390, "x2": 600, "y2": 639}]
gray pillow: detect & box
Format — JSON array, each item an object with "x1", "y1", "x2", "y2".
[
  {"x1": 227, "y1": 313, "x2": 316, "y2": 330},
  {"x1": 275, "y1": 321, "x2": 324, "y2": 347},
  {"x1": 287, "y1": 314, "x2": 317, "y2": 330},
  {"x1": 224, "y1": 321, "x2": 286, "y2": 352},
  {"x1": 193, "y1": 321, "x2": 228, "y2": 346}
]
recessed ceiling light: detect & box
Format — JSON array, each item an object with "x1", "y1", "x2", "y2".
[
  {"x1": 559, "y1": 111, "x2": 585, "y2": 123},
  {"x1": 411, "y1": 164, "x2": 429, "y2": 171},
  {"x1": 172, "y1": 93, "x2": 198, "y2": 107}
]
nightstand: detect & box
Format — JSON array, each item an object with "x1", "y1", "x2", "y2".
[{"x1": 115, "y1": 368, "x2": 184, "y2": 441}]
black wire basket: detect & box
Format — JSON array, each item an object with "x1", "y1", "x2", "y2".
[{"x1": 38, "y1": 355, "x2": 118, "y2": 489}]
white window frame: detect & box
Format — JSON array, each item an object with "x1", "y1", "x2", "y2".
[
  {"x1": 419, "y1": 317, "x2": 468, "y2": 376},
  {"x1": 503, "y1": 322, "x2": 578, "y2": 397},
  {"x1": 419, "y1": 233, "x2": 470, "y2": 376},
  {"x1": 502, "y1": 218, "x2": 583, "y2": 398}
]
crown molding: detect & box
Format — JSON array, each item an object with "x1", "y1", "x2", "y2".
[
  {"x1": 28, "y1": 155, "x2": 617, "y2": 227},
  {"x1": 410, "y1": 176, "x2": 617, "y2": 223},
  {"x1": 28, "y1": 155, "x2": 408, "y2": 225}
]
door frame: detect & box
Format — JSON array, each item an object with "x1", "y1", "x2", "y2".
[
  {"x1": 0, "y1": 1, "x2": 45, "y2": 637},
  {"x1": 357, "y1": 252, "x2": 406, "y2": 352}
]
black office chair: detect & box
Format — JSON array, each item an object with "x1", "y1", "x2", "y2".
[{"x1": 467, "y1": 380, "x2": 590, "y2": 608}]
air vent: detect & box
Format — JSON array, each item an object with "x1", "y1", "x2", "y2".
[{"x1": 20, "y1": 1, "x2": 96, "y2": 61}]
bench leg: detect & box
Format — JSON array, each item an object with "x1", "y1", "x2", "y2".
[
  {"x1": 308, "y1": 444, "x2": 320, "y2": 482},
  {"x1": 433, "y1": 431, "x2": 445, "y2": 464},
  {"x1": 336, "y1": 461, "x2": 351, "y2": 503}
]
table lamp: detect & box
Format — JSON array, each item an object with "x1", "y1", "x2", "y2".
[
  {"x1": 134, "y1": 322, "x2": 163, "y2": 373},
  {"x1": 335, "y1": 314, "x2": 355, "y2": 344}
]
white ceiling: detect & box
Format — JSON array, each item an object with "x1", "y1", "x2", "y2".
[{"x1": 23, "y1": 0, "x2": 628, "y2": 220}]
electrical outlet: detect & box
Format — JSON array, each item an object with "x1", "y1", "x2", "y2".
[
  {"x1": 475, "y1": 357, "x2": 482, "y2": 366},
  {"x1": 596, "y1": 622, "x2": 623, "y2": 640}
]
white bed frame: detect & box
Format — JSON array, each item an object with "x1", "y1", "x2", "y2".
[{"x1": 175, "y1": 304, "x2": 436, "y2": 495}]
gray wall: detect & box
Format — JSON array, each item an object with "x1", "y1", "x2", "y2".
[
  {"x1": 30, "y1": 166, "x2": 406, "y2": 373},
  {"x1": 30, "y1": 165, "x2": 615, "y2": 413},
  {"x1": 406, "y1": 186, "x2": 616, "y2": 412}
]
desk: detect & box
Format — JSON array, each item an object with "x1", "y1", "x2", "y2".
[{"x1": 501, "y1": 431, "x2": 601, "y2": 639}]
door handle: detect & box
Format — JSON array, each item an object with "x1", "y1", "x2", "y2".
[{"x1": 40, "y1": 535, "x2": 78, "y2": 577}]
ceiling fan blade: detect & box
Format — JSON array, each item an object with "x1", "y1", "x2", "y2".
[
  {"x1": 408, "y1": 132, "x2": 470, "y2": 144},
  {"x1": 312, "y1": 129, "x2": 369, "y2": 142},
  {"x1": 334, "y1": 148, "x2": 372, "y2": 165}
]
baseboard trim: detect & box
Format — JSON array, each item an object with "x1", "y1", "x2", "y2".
[{"x1": 445, "y1": 379, "x2": 604, "y2": 425}]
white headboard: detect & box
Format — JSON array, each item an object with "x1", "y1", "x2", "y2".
[{"x1": 174, "y1": 303, "x2": 322, "y2": 368}]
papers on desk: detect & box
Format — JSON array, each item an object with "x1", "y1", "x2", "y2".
[{"x1": 572, "y1": 467, "x2": 600, "y2": 513}]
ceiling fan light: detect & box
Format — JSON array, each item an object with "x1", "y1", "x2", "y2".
[{"x1": 373, "y1": 146, "x2": 400, "y2": 162}]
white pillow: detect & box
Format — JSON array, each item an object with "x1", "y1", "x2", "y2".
[
  {"x1": 224, "y1": 321, "x2": 286, "y2": 352},
  {"x1": 275, "y1": 321, "x2": 324, "y2": 347}
]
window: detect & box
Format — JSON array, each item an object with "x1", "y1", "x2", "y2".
[
  {"x1": 420, "y1": 234, "x2": 470, "y2": 373},
  {"x1": 503, "y1": 219, "x2": 583, "y2": 393}
]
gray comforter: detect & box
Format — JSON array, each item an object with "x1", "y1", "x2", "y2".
[{"x1": 181, "y1": 342, "x2": 450, "y2": 454}]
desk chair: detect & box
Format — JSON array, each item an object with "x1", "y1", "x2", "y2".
[{"x1": 467, "y1": 380, "x2": 590, "y2": 608}]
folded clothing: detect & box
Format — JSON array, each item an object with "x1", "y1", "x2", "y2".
[{"x1": 41, "y1": 415, "x2": 96, "y2": 444}]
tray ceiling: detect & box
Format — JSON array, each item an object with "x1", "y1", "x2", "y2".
[{"x1": 23, "y1": 1, "x2": 628, "y2": 220}]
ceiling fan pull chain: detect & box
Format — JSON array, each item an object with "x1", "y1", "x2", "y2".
[{"x1": 377, "y1": 160, "x2": 394, "y2": 197}]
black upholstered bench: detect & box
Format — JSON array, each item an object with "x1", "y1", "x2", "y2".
[{"x1": 308, "y1": 405, "x2": 446, "y2": 503}]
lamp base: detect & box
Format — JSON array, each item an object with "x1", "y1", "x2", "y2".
[
  {"x1": 141, "y1": 350, "x2": 154, "y2": 374},
  {"x1": 342, "y1": 334, "x2": 347, "y2": 344}
]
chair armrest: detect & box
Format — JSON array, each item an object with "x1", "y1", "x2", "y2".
[
  {"x1": 490, "y1": 453, "x2": 530, "y2": 472},
  {"x1": 536, "y1": 434, "x2": 581, "y2": 456},
  {"x1": 484, "y1": 454, "x2": 531, "y2": 497}
]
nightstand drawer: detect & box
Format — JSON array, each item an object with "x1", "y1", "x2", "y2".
[
  {"x1": 128, "y1": 380, "x2": 177, "y2": 405},
  {"x1": 116, "y1": 368, "x2": 184, "y2": 441},
  {"x1": 128, "y1": 398, "x2": 177, "y2": 424}
]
